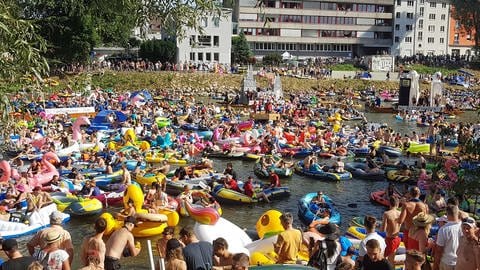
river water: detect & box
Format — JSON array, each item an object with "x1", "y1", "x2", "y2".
[{"x1": 8, "y1": 110, "x2": 479, "y2": 269}]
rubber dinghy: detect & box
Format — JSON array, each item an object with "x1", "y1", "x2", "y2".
[
  {"x1": 0, "y1": 203, "x2": 70, "y2": 239},
  {"x1": 345, "y1": 162, "x2": 385, "y2": 181},
  {"x1": 294, "y1": 161, "x2": 352, "y2": 181},
  {"x1": 297, "y1": 193, "x2": 341, "y2": 225}
]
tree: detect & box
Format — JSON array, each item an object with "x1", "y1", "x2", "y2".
[
  {"x1": 232, "y1": 32, "x2": 252, "y2": 64},
  {"x1": 18, "y1": 0, "x2": 141, "y2": 64},
  {"x1": 450, "y1": 0, "x2": 480, "y2": 56},
  {"x1": 17, "y1": 0, "x2": 223, "y2": 64},
  {"x1": 138, "y1": 0, "x2": 223, "y2": 40},
  {"x1": 139, "y1": 39, "x2": 176, "y2": 63},
  {"x1": 0, "y1": 1, "x2": 49, "y2": 139},
  {"x1": 263, "y1": 53, "x2": 282, "y2": 66}
]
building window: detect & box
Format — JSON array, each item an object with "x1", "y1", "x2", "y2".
[
  {"x1": 442, "y1": 3, "x2": 446, "y2": 8},
  {"x1": 407, "y1": 13, "x2": 414, "y2": 19},
  {"x1": 455, "y1": 21, "x2": 461, "y2": 29},
  {"x1": 428, "y1": 37, "x2": 434, "y2": 43},
  {"x1": 396, "y1": 12, "x2": 400, "y2": 18},
  {"x1": 406, "y1": 25, "x2": 413, "y2": 31},
  {"x1": 395, "y1": 24, "x2": 400, "y2": 30},
  {"x1": 190, "y1": 52, "x2": 195, "y2": 61},
  {"x1": 440, "y1": 38, "x2": 444, "y2": 44},
  {"x1": 428, "y1": 25, "x2": 435, "y2": 32},
  {"x1": 418, "y1": 31, "x2": 423, "y2": 41},
  {"x1": 189, "y1": 35, "x2": 196, "y2": 46},
  {"x1": 441, "y1": 14, "x2": 446, "y2": 20},
  {"x1": 430, "y1": 2, "x2": 436, "y2": 8},
  {"x1": 397, "y1": 0, "x2": 401, "y2": 5},
  {"x1": 212, "y1": 17, "x2": 220, "y2": 27},
  {"x1": 429, "y1": 14, "x2": 435, "y2": 20},
  {"x1": 405, "y1": 37, "x2": 412, "y2": 43},
  {"x1": 419, "y1": 7, "x2": 424, "y2": 17},
  {"x1": 420, "y1": 0, "x2": 424, "y2": 4},
  {"x1": 206, "y1": 52, "x2": 211, "y2": 61},
  {"x1": 440, "y1": 26, "x2": 445, "y2": 32},
  {"x1": 407, "y1": 1, "x2": 414, "y2": 6},
  {"x1": 198, "y1": 35, "x2": 211, "y2": 47},
  {"x1": 197, "y1": 52, "x2": 203, "y2": 61},
  {"x1": 213, "y1": 53, "x2": 219, "y2": 61},
  {"x1": 454, "y1": 33, "x2": 459, "y2": 44},
  {"x1": 213, "y1": 36, "x2": 219, "y2": 47},
  {"x1": 418, "y1": 19, "x2": 423, "y2": 29}
]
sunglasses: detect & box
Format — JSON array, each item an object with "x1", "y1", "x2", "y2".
[{"x1": 462, "y1": 217, "x2": 475, "y2": 224}]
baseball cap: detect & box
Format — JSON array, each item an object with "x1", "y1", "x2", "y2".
[
  {"x1": 125, "y1": 216, "x2": 138, "y2": 226},
  {"x1": 49, "y1": 211, "x2": 63, "y2": 225},
  {"x1": 1, "y1": 239, "x2": 17, "y2": 252},
  {"x1": 462, "y1": 217, "x2": 477, "y2": 228}
]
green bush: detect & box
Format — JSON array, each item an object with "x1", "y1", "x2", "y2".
[{"x1": 330, "y1": 64, "x2": 359, "y2": 71}]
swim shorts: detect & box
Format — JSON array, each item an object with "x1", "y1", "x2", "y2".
[{"x1": 384, "y1": 235, "x2": 401, "y2": 257}]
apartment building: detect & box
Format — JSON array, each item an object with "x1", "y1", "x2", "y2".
[
  {"x1": 177, "y1": 10, "x2": 233, "y2": 65},
  {"x1": 448, "y1": 7, "x2": 476, "y2": 56},
  {"x1": 237, "y1": 0, "x2": 395, "y2": 59},
  {"x1": 392, "y1": 0, "x2": 450, "y2": 56}
]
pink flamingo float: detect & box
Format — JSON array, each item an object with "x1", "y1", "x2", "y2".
[
  {"x1": 72, "y1": 116, "x2": 91, "y2": 142},
  {"x1": 28, "y1": 152, "x2": 60, "y2": 188}
]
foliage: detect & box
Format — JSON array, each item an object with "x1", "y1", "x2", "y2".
[
  {"x1": 262, "y1": 53, "x2": 282, "y2": 66},
  {"x1": 17, "y1": 0, "x2": 141, "y2": 64},
  {"x1": 330, "y1": 64, "x2": 359, "y2": 71},
  {"x1": 451, "y1": 0, "x2": 480, "y2": 56},
  {"x1": 0, "y1": 1, "x2": 49, "y2": 139},
  {"x1": 138, "y1": 0, "x2": 223, "y2": 40},
  {"x1": 232, "y1": 32, "x2": 252, "y2": 64},
  {"x1": 139, "y1": 40, "x2": 176, "y2": 63},
  {"x1": 406, "y1": 64, "x2": 459, "y2": 76}
]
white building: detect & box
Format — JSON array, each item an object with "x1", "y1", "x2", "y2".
[
  {"x1": 237, "y1": 0, "x2": 395, "y2": 59},
  {"x1": 392, "y1": 0, "x2": 450, "y2": 56},
  {"x1": 177, "y1": 9, "x2": 233, "y2": 66}
]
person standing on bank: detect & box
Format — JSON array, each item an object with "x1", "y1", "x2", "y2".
[{"x1": 104, "y1": 216, "x2": 141, "y2": 270}]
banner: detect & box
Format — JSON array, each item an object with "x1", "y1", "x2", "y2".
[{"x1": 44, "y1": 107, "x2": 95, "y2": 115}]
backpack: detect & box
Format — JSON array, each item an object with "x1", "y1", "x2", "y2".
[
  {"x1": 308, "y1": 240, "x2": 342, "y2": 270},
  {"x1": 308, "y1": 241, "x2": 328, "y2": 270}
]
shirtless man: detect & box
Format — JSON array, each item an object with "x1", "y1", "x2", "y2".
[
  {"x1": 397, "y1": 186, "x2": 429, "y2": 250},
  {"x1": 104, "y1": 216, "x2": 141, "y2": 270},
  {"x1": 121, "y1": 164, "x2": 131, "y2": 186},
  {"x1": 381, "y1": 197, "x2": 401, "y2": 265}
]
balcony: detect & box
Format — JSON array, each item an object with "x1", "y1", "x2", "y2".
[
  {"x1": 245, "y1": 35, "x2": 392, "y2": 46},
  {"x1": 239, "y1": 7, "x2": 393, "y2": 20},
  {"x1": 239, "y1": 21, "x2": 392, "y2": 32}
]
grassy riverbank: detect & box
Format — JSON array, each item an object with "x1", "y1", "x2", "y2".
[
  {"x1": 50, "y1": 71, "x2": 471, "y2": 94},
  {"x1": 6, "y1": 70, "x2": 476, "y2": 95}
]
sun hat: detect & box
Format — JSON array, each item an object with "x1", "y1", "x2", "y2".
[
  {"x1": 45, "y1": 230, "x2": 62, "y2": 244},
  {"x1": 412, "y1": 212, "x2": 435, "y2": 227},
  {"x1": 317, "y1": 223, "x2": 340, "y2": 240}
]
